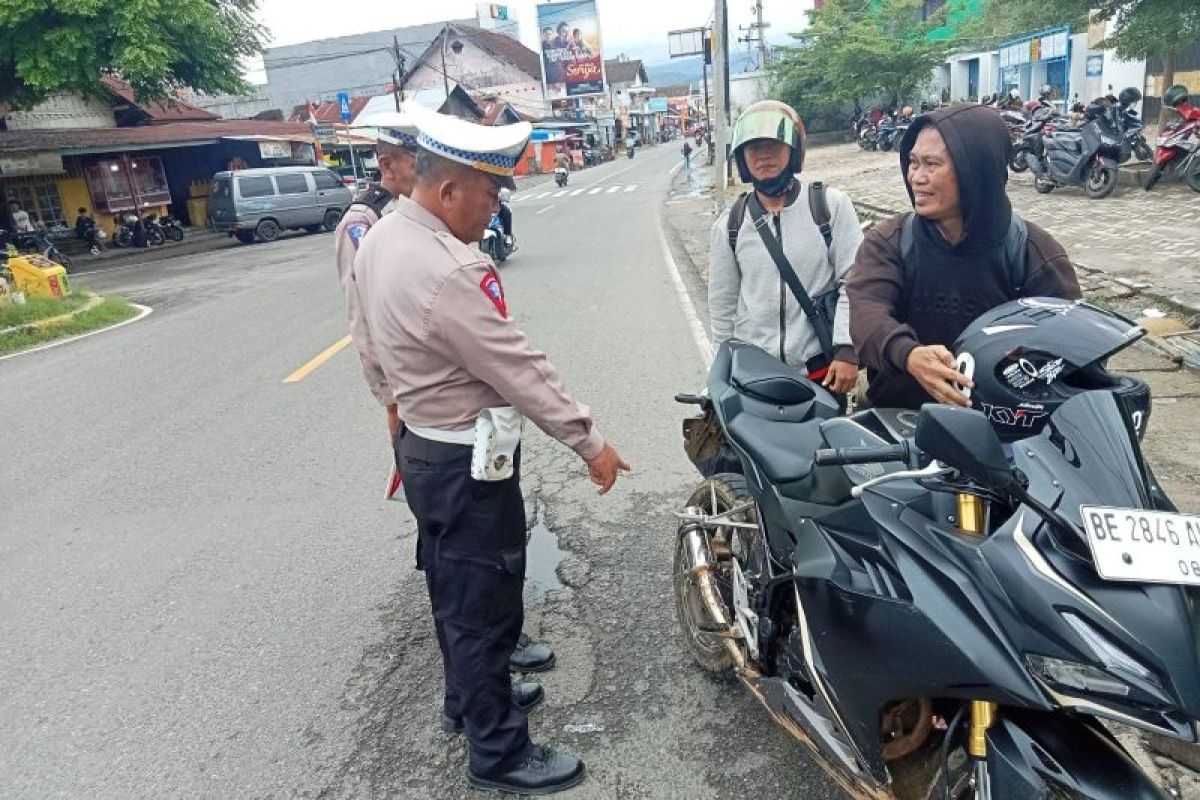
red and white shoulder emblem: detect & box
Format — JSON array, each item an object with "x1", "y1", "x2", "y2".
[{"x1": 479, "y1": 269, "x2": 508, "y2": 318}]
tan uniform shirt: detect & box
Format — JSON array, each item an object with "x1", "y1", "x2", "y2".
[
  {"x1": 335, "y1": 199, "x2": 393, "y2": 406},
  {"x1": 355, "y1": 195, "x2": 604, "y2": 460}
]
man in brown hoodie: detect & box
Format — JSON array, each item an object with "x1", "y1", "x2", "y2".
[{"x1": 848, "y1": 104, "x2": 1082, "y2": 409}]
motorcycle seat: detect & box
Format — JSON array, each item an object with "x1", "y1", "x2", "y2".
[
  {"x1": 729, "y1": 346, "x2": 817, "y2": 406},
  {"x1": 725, "y1": 414, "x2": 825, "y2": 484}
]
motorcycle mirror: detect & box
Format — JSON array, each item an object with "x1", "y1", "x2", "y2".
[{"x1": 914, "y1": 405, "x2": 1018, "y2": 491}]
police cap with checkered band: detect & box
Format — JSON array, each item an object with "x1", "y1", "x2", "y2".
[{"x1": 415, "y1": 112, "x2": 532, "y2": 190}]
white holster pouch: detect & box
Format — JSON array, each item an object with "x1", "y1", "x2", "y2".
[{"x1": 471, "y1": 407, "x2": 524, "y2": 482}]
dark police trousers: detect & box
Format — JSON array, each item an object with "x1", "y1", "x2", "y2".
[{"x1": 397, "y1": 428, "x2": 530, "y2": 774}]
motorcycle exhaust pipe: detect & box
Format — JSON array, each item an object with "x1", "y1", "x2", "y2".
[{"x1": 680, "y1": 518, "x2": 747, "y2": 670}]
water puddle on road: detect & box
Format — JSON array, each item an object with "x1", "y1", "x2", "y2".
[{"x1": 525, "y1": 504, "x2": 565, "y2": 600}]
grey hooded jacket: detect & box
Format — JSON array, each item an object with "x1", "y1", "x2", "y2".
[{"x1": 708, "y1": 180, "x2": 863, "y2": 368}]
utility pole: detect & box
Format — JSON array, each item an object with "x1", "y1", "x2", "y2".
[
  {"x1": 738, "y1": 0, "x2": 771, "y2": 71},
  {"x1": 392, "y1": 35, "x2": 405, "y2": 111},
  {"x1": 713, "y1": 0, "x2": 730, "y2": 187},
  {"x1": 440, "y1": 22, "x2": 451, "y2": 98}
]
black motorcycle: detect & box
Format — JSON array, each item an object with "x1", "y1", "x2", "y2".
[
  {"x1": 115, "y1": 213, "x2": 164, "y2": 247},
  {"x1": 673, "y1": 300, "x2": 1195, "y2": 799},
  {"x1": 1027, "y1": 89, "x2": 1141, "y2": 199},
  {"x1": 1010, "y1": 106, "x2": 1062, "y2": 173}
]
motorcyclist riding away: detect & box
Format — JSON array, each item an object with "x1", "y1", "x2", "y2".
[{"x1": 847, "y1": 104, "x2": 1082, "y2": 409}]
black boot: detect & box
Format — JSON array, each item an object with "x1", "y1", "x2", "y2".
[
  {"x1": 441, "y1": 681, "x2": 543, "y2": 734},
  {"x1": 508, "y1": 633, "x2": 555, "y2": 673},
  {"x1": 466, "y1": 744, "x2": 586, "y2": 795}
]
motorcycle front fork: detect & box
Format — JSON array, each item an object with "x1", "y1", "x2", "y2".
[{"x1": 959, "y1": 493, "x2": 996, "y2": 798}]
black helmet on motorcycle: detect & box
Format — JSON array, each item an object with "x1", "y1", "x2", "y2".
[
  {"x1": 730, "y1": 100, "x2": 805, "y2": 183},
  {"x1": 1118, "y1": 86, "x2": 1143, "y2": 107},
  {"x1": 954, "y1": 298, "x2": 1151, "y2": 443},
  {"x1": 1163, "y1": 84, "x2": 1190, "y2": 109}
]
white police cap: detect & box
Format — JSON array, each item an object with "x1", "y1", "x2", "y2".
[
  {"x1": 352, "y1": 108, "x2": 421, "y2": 148},
  {"x1": 416, "y1": 113, "x2": 532, "y2": 190}
]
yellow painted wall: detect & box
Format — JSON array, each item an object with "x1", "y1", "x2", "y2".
[{"x1": 54, "y1": 175, "x2": 166, "y2": 234}]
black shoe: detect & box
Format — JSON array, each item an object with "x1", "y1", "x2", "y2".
[
  {"x1": 509, "y1": 633, "x2": 555, "y2": 673},
  {"x1": 440, "y1": 681, "x2": 544, "y2": 734},
  {"x1": 466, "y1": 744, "x2": 586, "y2": 795}
]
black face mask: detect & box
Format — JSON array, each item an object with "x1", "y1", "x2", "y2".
[{"x1": 753, "y1": 167, "x2": 794, "y2": 198}]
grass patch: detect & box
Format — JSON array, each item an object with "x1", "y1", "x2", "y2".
[
  {"x1": 0, "y1": 292, "x2": 94, "y2": 328},
  {"x1": 0, "y1": 295, "x2": 139, "y2": 355}
]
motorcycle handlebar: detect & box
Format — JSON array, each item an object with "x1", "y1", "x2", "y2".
[{"x1": 814, "y1": 442, "x2": 910, "y2": 467}]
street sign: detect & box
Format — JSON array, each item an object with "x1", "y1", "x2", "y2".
[
  {"x1": 668, "y1": 27, "x2": 706, "y2": 59},
  {"x1": 337, "y1": 92, "x2": 352, "y2": 122},
  {"x1": 1086, "y1": 54, "x2": 1104, "y2": 77},
  {"x1": 312, "y1": 123, "x2": 338, "y2": 144}
]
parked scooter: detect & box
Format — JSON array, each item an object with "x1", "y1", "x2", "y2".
[
  {"x1": 1026, "y1": 88, "x2": 1141, "y2": 199},
  {"x1": 673, "y1": 298, "x2": 1193, "y2": 800},
  {"x1": 114, "y1": 213, "x2": 164, "y2": 247},
  {"x1": 1145, "y1": 84, "x2": 1200, "y2": 193}
]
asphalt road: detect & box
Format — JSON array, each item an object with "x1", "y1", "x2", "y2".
[{"x1": 0, "y1": 145, "x2": 841, "y2": 799}]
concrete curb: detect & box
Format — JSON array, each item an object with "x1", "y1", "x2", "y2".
[{"x1": 0, "y1": 302, "x2": 152, "y2": 362}]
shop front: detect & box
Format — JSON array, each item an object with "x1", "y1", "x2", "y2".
[{"x1": 999, "y1": 27, "x2": 1072, "y2": 111}]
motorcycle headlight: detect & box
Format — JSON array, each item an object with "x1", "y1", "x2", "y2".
[{"x1": 1027, "y1": 612, "x2": 1160, "y2": 698}]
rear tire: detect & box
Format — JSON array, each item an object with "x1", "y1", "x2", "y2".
[
  {"x1": 1186, "y1": 164, "x2": 1200, "y2": 194},
  {"x1": 255, "y1": 219, "x2": 281, "y2": 243},
  {"x1": 1144, "y1": 164, "x2": 1165, "y2": 191},
  {"x1": 321, "y1": 208, "x2": 342, "y2": 232},
  {"x1": 1085, "y1": 163, "x2": 1118, "y2": 199},
  {"x1": 1133, "y1": 139, "x2": 1153, "y2": 162},
  {"x1": 1034, "y1": 174, "x2": 1056, "y2": 194},
  {"x1": 147, "y1": 228, "x2": 166, "y2": 246},
  {"x1": 1009, "y1": 148, "x2": 1030, "y2": 172},
  {"x1": 165, "y1": 226, "x2": 184, "y2": 242},
  {"x1": 673, "y1": 474, "x2": 755, "y2": 675}
]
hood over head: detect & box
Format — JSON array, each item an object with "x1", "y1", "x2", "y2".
[{"x1": 899, "y1": 104, "x2": 1013, "y2": 249}]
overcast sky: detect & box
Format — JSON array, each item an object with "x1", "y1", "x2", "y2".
[{"x1": 249, "y1": 0, "x2": 813, "y2": 79}]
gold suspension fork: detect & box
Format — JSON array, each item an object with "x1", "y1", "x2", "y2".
[
  {"x1": 967, "y1": 700, "x2": 997, "y2": 759},
  {"x1": 956, "y1": 492, "x2": 986, "y2": 536}
]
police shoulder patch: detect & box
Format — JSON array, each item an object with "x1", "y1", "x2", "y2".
[
  {"x1": 479, "y1": 268, "x2": 508, "y2": 318},
  {"x1": 346, "y1": 222, "x2": 369, "y2": 249}
]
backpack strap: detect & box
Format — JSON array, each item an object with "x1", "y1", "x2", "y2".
[
  {"x1": 727, "y1": 191, "x2": 749, "y2": 253},
  {"x1": 1005, "y1": 212, "x2": 1028, "y2": 295},
  {"x1": 900, "y1": 211, "x2": 1028, "y2": 295},
  {"x1": 351, "y1": 183, "x2": 394, "y2": 217},
  {"x1": 808, "y1": 181, "x2": 833, "y2": 249}
]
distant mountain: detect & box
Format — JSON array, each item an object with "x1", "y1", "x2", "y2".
[{"x1": 643, "y1": 51, "x2": 763, "y2": 89}]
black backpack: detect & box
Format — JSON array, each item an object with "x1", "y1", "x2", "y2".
[{"x1": 898, "y1": 211, "x2": 1029, "y2": 295}]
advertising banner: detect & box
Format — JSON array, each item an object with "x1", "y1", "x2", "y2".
[{"x1": 537, "y1": 1, "x2": 607, "y2": 101}]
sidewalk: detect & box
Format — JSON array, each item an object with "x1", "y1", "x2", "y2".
[
  {"x1": 68, "y1": 228, "x2": 239, "y2": 275},
  {"x1": 661, "y1": 161, "x2": 1200, "y2": 797}
]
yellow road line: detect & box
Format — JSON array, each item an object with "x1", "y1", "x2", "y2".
[{"x1": 284, "y1": 335, "x2": 352, "y2": 383}]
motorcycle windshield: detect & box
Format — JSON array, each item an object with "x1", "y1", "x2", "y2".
[{"x1": 1022, "y1": 390, "x2": 1148, "y2": 520}]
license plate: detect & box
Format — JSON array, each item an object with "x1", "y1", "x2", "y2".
[{"x1": 1080, "y1": 505, "x2": 1200, "y2": 585}]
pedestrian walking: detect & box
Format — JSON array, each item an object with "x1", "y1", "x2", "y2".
[
  {"x1": 709, "y1": 100, "x2": 862, "y2": 397},
  {"x1": 353, "y1": 112, "x2": 631, "y2": 795},
  {"x1": 682, "y1": 140, "x2": 693, "y2": 169}
]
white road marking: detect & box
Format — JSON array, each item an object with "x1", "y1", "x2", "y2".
[
  {"x1": 624, "y1": 184, "x2": 638, "y2": 192},
  {"x1": 552, "y1": 189, "x2": 568, "y2": 197},
  {"x1": 536, "y1": 203, "x2": 557, "y2": 215},
  {"x1": 587, "y1": 187, "x2": 603, "y2": 195},
  {"x1": 569, "y1": 188, "x2": 585, "y2": 196},
  {"x1": 0, "y1": 303, "x2": 154, "y2": 362},
  {"x1": 655, "y1": 214, "x2": 711, "y2": 367},
  {"x1": 606, "y1": 186, "x2": 620, "y2": 193},
  {"x1": 532, "y1": 192, "x2": 552, "y2": 200}
]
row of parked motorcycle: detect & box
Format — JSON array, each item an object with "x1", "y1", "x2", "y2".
[{"x1": 853, "y1": 84, "x2": 1200, "y2": 199}]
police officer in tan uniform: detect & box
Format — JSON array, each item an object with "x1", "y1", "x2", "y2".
[
  {"x1": 337, "y1": 110, "x2": 559, "y2": 676},
  {"x1": 334, "y1": 112, "x2": 420, "y2": 437},
  {"x1": 354, "y1": 113, "x2": 630, "y2": 795}
]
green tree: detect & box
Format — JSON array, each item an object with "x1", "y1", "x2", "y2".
[
  {"x1": 770, "y1": 0, "x2": 954, "y2": 123},
  {"x1": 965, "y1": 0, "x2": 1089, "y2": 49},
  {"x1": 1092, "y1": 0, "x2": 1200, "y2": 90},
  {"x1": 0, "y1": 0, "x2": 266, "y2": 109}
]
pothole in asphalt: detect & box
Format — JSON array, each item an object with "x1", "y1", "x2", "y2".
[{"x1": 526, "y1": 503, "x2": 565, "y2": 600}]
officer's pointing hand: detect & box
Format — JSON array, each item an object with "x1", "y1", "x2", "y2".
[{"x1": 586, "y1": 444, "x2": 632, "y2": 495}]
